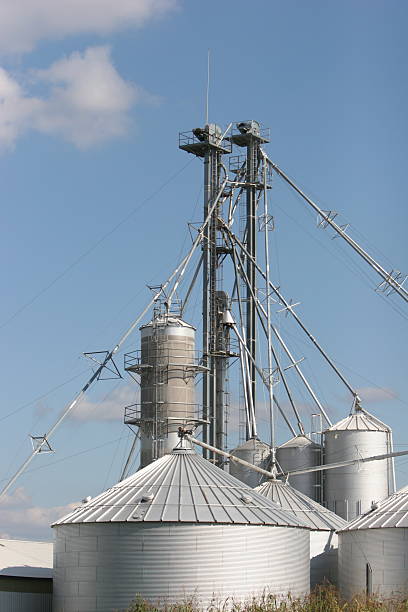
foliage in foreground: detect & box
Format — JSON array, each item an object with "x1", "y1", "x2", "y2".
[{"x1": 123, "y1": 585, "x2": 408, "y2": 612}]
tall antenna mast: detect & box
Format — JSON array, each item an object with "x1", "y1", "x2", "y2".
[{"x1": 205, "y1": 49, "x2": 210, "y2": 125}]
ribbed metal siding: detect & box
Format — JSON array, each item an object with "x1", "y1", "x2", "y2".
[
  {"x1": 53, "y1": 522, "x2": 310, "y2": 611},
  {"x1": 229, "y1": 439, "x2": 271, "y2": 487},
  {"x1": 140, "y1": 322, "x2": 197, "y2": 468},
  {"x1": 324, "y1": 430, "x2": 390, "y2": 520},
  {"x1": 338, "y1": 528, "x2": 408, "y2": 599},
  {"x1": 0, "y1": 592, "x2": 52, "y2": 612},
  {"x1": 310, "y1": 530, "x2": 339, "y2": 587},
  {"x1": 276, "y1": 438, "x2": 321, "y2": 500}
]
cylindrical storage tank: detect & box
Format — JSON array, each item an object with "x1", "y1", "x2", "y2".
[
  {"x1": 229, "y1": 438, "x2": 271, "y2": 487},
  {"x1": 127, "y1": 316, "x2": 198, "y2": 468},
  {"x1": 255, "y1": 478, "x2": 347, "y2": 587},
  {"x1": 276, "y1": 435, "x2": 321, "y2": 500},
  {"x1": 324, "y1": 409, "x2": 394, "y2": 521},
  {"x1": 53, "y1": 442, "x2": 310, "y2": 611},
  {"x1": 338, "y1": 486, "x2": 408, "y2": 599}
]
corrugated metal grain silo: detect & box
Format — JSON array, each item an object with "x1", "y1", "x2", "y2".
[
  {"x1": 125, "y1": 316, "x2": 198, "y2": 468},
  {"x1": 53, "y1": 441, "x2": 311, "y2": 611},
  {"x1": 276, "y1": 435, "x2": 321, "y2": 500},
  {"x1": 255, "y1": 478, "x2": 347, "y2": 587},
  {"x1": 324, "y1": 408, "x2": 395, "y2": 521},
  {"x1": 229, "y1": 437, "x2": 271, "y2": 487},
  {"x1": 338, "y1": 485, "x2": 408, "y2": 599}
]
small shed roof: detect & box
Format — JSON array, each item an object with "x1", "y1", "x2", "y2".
[{"x1": 0, "y1": 539, "x2": 53, "y2": 578}]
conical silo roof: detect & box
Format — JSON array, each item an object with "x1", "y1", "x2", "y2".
[
  {"x1": 339, "y1": 485, "x2": 408, "y2": 531},
  {"x1": 230, "y1": 437, "x2": 271, "y2": 454},
  {"x1": 325, "y1": 409, "x2": 390, "y2": 432},
  {"x1": 53, "y1": 442, "x2": 310, "y2": 528},
  {"x1": 278, "y1": 435, "x2": 319, "y2": 449},
  {"x1": 255, "y1": 479, "x2": 347, "y2": 531}
]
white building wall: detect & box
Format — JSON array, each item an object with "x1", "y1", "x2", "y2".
[
  {"x1": 338, "y1": 528, "x2": 408, "y2": 599},
  {"x1": 54, "y1": 522, "x2": 310, "y2": 611}
]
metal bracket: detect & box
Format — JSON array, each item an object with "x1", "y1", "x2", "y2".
[
  {"x1": 284, "y1": 357, "x2": 305, "y2": 371},
  {"x1": 83, "y1": 351, "x2": 122, "y2": 380},
  {"x1": 331, "y1": 223, "x2": 350, "y2": 239},
  {"x1": 261, "y1": 367, "x2": 280, "y2": 387},
  {"x1": 317, "y1": 210, "x2": 338, "y2": 229},
  {"x1": 258, "y1": 213, "x2": 275, "y2": 232},
  {"x1": 30, "y1": 435, "x2": 54, "y2": 453},
  {"x1": 277, "y1": 300, "x2": 301, "y2": 316},
  {"x1": 375, "y1": 269, "x2": 408, "y2": 296}
]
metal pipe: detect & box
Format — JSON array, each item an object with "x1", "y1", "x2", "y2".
[
  {"x1": 186, "y1": 434, "x2": 275, "y2": 480},
  {"x1": 261, "y1": 152, "x2": 276, "y2": 455},
  {"x1": 119, "y1": 430, "x2": 140, "y2": 482},
  {"x1": 277, "y1": 448, "x2": 408, "y2": 477},
  {"x1": 231, "y1": 241, "x2": 305, "y2": 433},
  {"x1": 226, "y1": 226, "x2": 359, "y2": 400},
  {"x1": 265, "y1": 156, "x2": 408, "y2": 303},
  {"x1": 230, "y1": 321, "x2": 297, "y2": 437},
  {"x1": 0, "y1": 250, "x2": 193, "y2": 500},
  {"x1": 167, "y1": 178, "x2": 228, "y2": 307}
]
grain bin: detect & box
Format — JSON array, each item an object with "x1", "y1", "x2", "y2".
[
  {"x1": 229, "y1": 437, "x2": 271, "y2": 487},
  {"x1": 125, "y1": 316, "x2": 200, "y2": 468},
  {"x1": 255, "y1": 478, "x2": 347, "y2": 587},
  {"x1": 338, "y1": 485, "x2": 408, "y2": 599},
  {"x1": 276, "y1": 435, "x2": 321, "y2": 500},
  {"x1": 53, "y1": 441, "x2": 311, "y2": 611},
  {"x1": 324, "y1": 408, "x2": 395, "y2": 521}
]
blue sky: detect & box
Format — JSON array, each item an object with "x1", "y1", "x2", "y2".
[{"x1": 0, "y1": 0, "x2": 407, "y2": 539}]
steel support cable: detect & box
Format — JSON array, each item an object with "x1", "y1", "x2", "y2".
[
  {"x1": 166, "y1": 178, "x2": 228, "y2": 309},
  {"x1": 119, "y1": 430, "x2": 141, "y2": 482},
  {"x1": 233, "y1": 248, "x2": 333, "y2": 428},
  {"x1": 261, "y1": 152, "x2": 276, "y2": 457},
  {"x1": 229, "y1": 239, "x2": 295, "y2": 436},
  {"x1": 226, "y1": 226, "x2": 359, "y2": 401},
  {"x1": 0, "y1": 159, "x2": 195, "y2": 332},
  {"x1": 229, "y1": 239, "x2": 305, "y2": 434},
  {"x1": 230, "y1": 322, "x2": 297, "y2": 438},
  {"x1": 264, "y1": 156, "x2": 408, "y2": 304},
  {"x1": 230, "y1": 246, "x2": 255, "y2": 438},
  {"x1": 0, "y1": 250, "x2": 194, "y2": 501}
]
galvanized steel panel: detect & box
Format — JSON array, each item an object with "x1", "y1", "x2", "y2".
[
  {"x1": 340, "y1": 488, "x2": 408, "y2": 530},
  {"x1": 0, "y1": 592, "x2": 52, "y2": 612},
  {"x1": 324, "y1": 429, "x2": 392, "y2": 521},
  {"x1": 255, "y1": 479, "x2": 347, "y2": 531},
  {"x1": 53, "y1": 522, "x2": 310, "y2": 611},
  {"x1": 276, "y1": 436, "x2": 321, "y2": 500},
  {"x1": 229, "y1": 438, "x2": 271, "y2": 488},
  {"x1": 339, "y1": 528, "x2": 408, "y2": 598},
  {"x1": 54, "y1": 447, "x2": 310, "y2": 527}
]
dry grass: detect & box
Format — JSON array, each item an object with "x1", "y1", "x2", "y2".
[{"x1": 124, "y1": 586, "x2": 408, "y2": 612}]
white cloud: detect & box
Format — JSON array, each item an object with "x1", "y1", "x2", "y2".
[
  {"x1": 0, "y1": 46, "x2": 156, "y2": 150},
  {"x1": 71, "y1": 384, "x2": 139, "y2": 422},
  {"x1": 356, "y1": 386, "x2": 398, "y2": 403},
  {"x1": 0, "y1": 487, "x2": 79, "y2": 539},
  {"x1": 0, "y1": 0, "x2": 178, "y2": 54}
]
